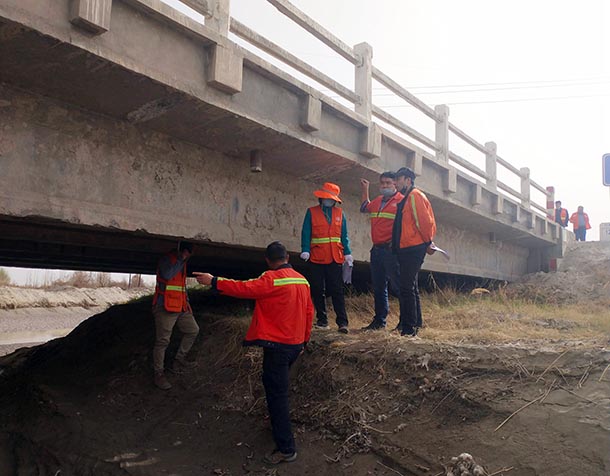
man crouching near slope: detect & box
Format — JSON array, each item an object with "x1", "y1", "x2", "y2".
[{"x1": 194, "y1": 241, "x2": 314, "y2": 465}]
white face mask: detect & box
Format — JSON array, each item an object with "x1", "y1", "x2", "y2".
[
  {"x1": 321, "y1": 199, "x2": 336, "y2": 207},
  {"x1": 380, "y1": 188, "x2": 395, "y2": 198}
]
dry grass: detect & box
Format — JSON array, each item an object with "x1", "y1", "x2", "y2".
[{"x1": 344, "y1": 288, "x2": 610, "y2": 345}]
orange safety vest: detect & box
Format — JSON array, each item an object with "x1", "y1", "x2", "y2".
[
  {"x1": 398, "y1": 188, "x2": 437, "y2": 250},
  {"x1": 152, "y1": 252, "x2": 189, "y2": 312},
  {"x1": 569, "y1": 212, "x2": 591, "y2": 231},
  {"x1": 367, "y1": 192, "x2": 404, "y2": 245},
  {"x1": 309, "y1": 206, "x2": 344, "y2": 264}
]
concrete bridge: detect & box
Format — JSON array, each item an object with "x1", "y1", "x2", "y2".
[{"x1": 0, "y1": 0, "x2": 562, "y2": 282}]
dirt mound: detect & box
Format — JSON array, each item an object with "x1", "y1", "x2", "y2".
[
  {"x1": 506, "y1": 241, "x2": 610, "y2": 305},
  {"x1": 0, "y1": 292, "x2": 609, "y2": 476}
]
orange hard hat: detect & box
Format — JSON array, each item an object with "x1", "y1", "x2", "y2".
[{"x1": 313, "y1": 182, "x2": 342, "y2": 203}]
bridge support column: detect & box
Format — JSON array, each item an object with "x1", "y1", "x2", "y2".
[
  {"x1": 492, "y1": 194, "x2": 503, "y2": 215},
  {"x1": 485, "y1": 141, "x2": 497, "y2": 189},
  {"x1": 360, "y1": 123, "x2": 381, "y2": 158},
  {"x1": 412, "y1": 152, "x2": 423, "y2": 176},
  {"x1": 443, "y1": 167, "x2": 457, "y2": 194},
  {"x1": 520, "y1": 167, "x2": 531, "y2": 208},
  {"x1": 472, "y1": 183, "x2": 482, "y2": 206},
  {"x1": 300, "y1": 94, "x2": 321, "y2": 132},
  {"x1": 70, "y1": 0, "x2": 112, "y2": 34},
  {"x1": 207, "y1": 44, "x2": 243, "y2": 94},
  {"x1": 434, "y1": 104, "x2": 449, "y2": 163}
]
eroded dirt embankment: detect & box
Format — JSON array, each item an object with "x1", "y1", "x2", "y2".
[{"x1": 0, "y1": 293, "x2": 608, "y2": 476}]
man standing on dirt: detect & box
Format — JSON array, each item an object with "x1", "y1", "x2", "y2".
[
  {"x1": 554, "y1": 201, "x2": 569, "y2": 227},
  {"x1": 392, "y1": 167, "x2": 436, "y2": 337},
  {"x1": 194, "y1": 241, "x2": 313, "y2": 465},
  {"x1": 152, "y1": 241, "x2": 199, "y2": 390},
  {"x1": 569, "y1": 206, "x2": 591, "y2": 241},
  {"x1": 300, "y1": 182, "x2": 352, "y2": 334},
  {"x1": 359, "y1": 172, "x2": 403, "y2": 330}
]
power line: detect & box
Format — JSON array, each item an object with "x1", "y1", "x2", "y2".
[
  {"x1": 370, "y1": 80, "x2": 610, "y2": 97},
  {"x1": 399, "y1": 75, "x2": 610, "y2": 90},
  {"x1": 318, "y1": 75, "x2": 610, "y2": 95},
  {"x1": 377, "y1": 92, "x2": 610, "y2": 107}
]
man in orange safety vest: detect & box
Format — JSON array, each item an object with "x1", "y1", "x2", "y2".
[{"x1": 152, "y1": 241, "x2": 199, "y2": 390}]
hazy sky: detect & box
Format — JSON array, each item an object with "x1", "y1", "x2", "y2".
[{"x1": 5, "y1": 0, "x2": 610, "y2": 283}]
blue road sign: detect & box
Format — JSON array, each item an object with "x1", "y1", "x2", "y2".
[{"x1": 605, "y1": 154, "x2": 610, "y2": 186}]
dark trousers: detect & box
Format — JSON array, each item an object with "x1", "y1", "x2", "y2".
[
  {"x1": 308, "y1": 262, "x2": 348, "y2": 327},
  {"x1": 397, "y1": 244, "x2": 427, "y2": 335},
  {"x1": 575, "y1": 228, "x2": 586, "y2": 241},
  {"x1": 370, "y1": 245, "x2": 400, "y2": 326},
  {"x1": 262, "y1": 347, "x2": 301, "y2": 454}
]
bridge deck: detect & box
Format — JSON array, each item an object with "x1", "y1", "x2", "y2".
[{"x1": 0, "y1": 0, "x2": 561, "y2": 280}]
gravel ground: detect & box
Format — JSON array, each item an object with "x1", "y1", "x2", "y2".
[
  {"x1": 0, "y1": 342, "x2": 39, "y2": 357},
  {"x1": 0, "y1": 307, "x2": 103, "y2": 357},
  {"x1": 0, "y1": 307, "x2": 102, "y2": 334},
  {"x1": 0, "y1": 286, "x2": 153, "y2": 357}
]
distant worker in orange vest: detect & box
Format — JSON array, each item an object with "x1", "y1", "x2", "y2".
[
  {"x1": 300, "y1": 182, "x2": 352, "y2": 334},
  {"x1": 194, "y1": 241, "x2": 313, "y2": 465},
  {"x1": 359, "y1": 172, "x2": 403, "y2": 330},
  {"x1": 554, "y1": 200, "x2": 569, "y2": 227},
  {"x1": 569, "y1": 206, "x2": 591, "y2": 241},
  {"x1": 392, "y1": 167, "x2": 437, "y2": 337},
  {"x1": 152, "y1": 241, "x2": 199, "y2": 390}
]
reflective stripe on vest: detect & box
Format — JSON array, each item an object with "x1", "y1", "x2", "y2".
[
  {"x1": 153, "y1": 252, "x2": 188, "y2": 313},
  {"x1": 310, "y1": 237, "x2": 341, "y2": 244},
  {"x1": 370, "y1": 212, "x2": 396, "y2": 219},
  {"x1": 410, "y1": 194, "x2": 420, "y2": 231},
  {"x1": 273, "y1": 277, "x2": 310, "y2": 286},
  {"x1": 165, "y1": 285, "x2": 185, "y2": 292}
]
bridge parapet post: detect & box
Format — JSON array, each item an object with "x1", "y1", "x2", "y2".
[
  {"x1": 546, "y1": 186, "x2": 555, "y2": 220},
  {"x1": 354, "y1": 42, "x2": 373, "y2": 122},
  {"x1": 434, "y1": 104, "x2": 449, "y2": 163},
  {"x1": 484, "y1": 141, "x2": 497, "y2": 189},
  {"x1": 208, "y1": 0, "x2": 230, "y2": 36},
  {"x1": 520, "y1": 167, "x2": 531, "y2": 208}
]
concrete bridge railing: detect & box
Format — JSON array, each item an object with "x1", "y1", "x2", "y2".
[
  {"x1": 190, "y1": 0, "x2": 553, "y2": 218},
  {"x1": 70, "y1": 0, "x2": 556, "y2": 227}
]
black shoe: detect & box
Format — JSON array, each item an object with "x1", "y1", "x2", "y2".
[
  {"x1": 401, "y1": 328, "x2": 418, "y2": 338},
  {"x1": 263, "y1": 449, "x2": 297, "y2": 464},
  {"x1": 361, "y1": 322, "x2": 385, "y2": 331},
  {"x1": 338, "y1": 326, "x2": 349, "y2": 334}
]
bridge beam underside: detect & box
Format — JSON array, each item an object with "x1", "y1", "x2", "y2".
[{"x1": 1, "y1": 83, "x2": 536, "y2": 281}]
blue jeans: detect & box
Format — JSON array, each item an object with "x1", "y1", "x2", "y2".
[
  {"x1": 262, "y1": 347, "x2": 301, "y2": 454},
  {"x1": 574, "y1": 228, "x2": 586, "y2": 241},
  {"x1": 370, "y1": 245, "x2": 400, "y2": 326}
]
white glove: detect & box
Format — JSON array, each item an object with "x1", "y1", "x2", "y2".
[
  {"x1": 344, "y1": 254, "x2": 354, "y2": 266},
  {"x1": 300, "y1": 252, "x2": 310, "y2": 261}
]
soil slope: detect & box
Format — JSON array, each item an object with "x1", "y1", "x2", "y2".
[{"x1": 0, "y1": 293, "x2": 608, "y2": 476}]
